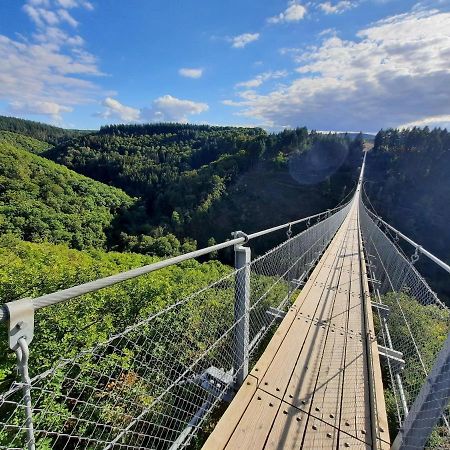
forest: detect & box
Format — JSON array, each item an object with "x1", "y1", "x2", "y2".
[
  {"x1": 366, "y1": 127, "x2": 450, "y2": 299},
  {"x1": 0, "y1": 116, "x2": 449, "y2": 448}
]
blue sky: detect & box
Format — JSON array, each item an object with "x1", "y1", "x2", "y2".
[{"x1": 0, "y1": 0, "x2": 449, "y2": 132}]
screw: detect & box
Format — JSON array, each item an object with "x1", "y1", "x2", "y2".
[
  {"x1": 246, "y1": 381, "x2": 251, "y2": 385},
  {"x1": 329, "y1": 414, "x2": 334, "y2": 418},
  {"x1": 289, "y1": 394, "x2": 293, "y2": 398},
  {"x1": 315, "y1": 407, "x2": 320, "y2": 412},
  {"x1": 16, "y1": 321, "x2": 24, "y2": 330},
  {"x1": 380, "y1": 427, "x2": 385, "y2": 433},
  {"x1": 326, "y1": 432, "x2": 332, "y2": 438},
  {"x1": 264, "y1": 382, "x2": 268, "y2": 385},
  {"x1": 296, "y1": 417, "x2": 301, "y2": 422},
  {"x1": 344, "y1": 443, "x2": 350, "y2": 448},
  {"x1": 283, "y1": 410, "x2": 288, "y2": 415},
  {"x1": 254, "y1": 368, "x2": 259, "y2": 372},
  {"x1": 312, "y1": 425, "x2": 317, "y2": 430},
  {"x1": 269, "y1": 402, "x2": 274, "y2": 407},
  {"x1": 361, "y1": 429, "x2": 366, "y2": 435},
  {"x1": 257, "y1": 396, "x2": 261, "y2": 400},
  {"x1": 276, "y1": 387, "x2": 280, "y2": 392},
  {"x1": 345, "y1": 421, "x2": 350, "y2": 426}
]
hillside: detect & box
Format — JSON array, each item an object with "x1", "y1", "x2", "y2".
[
  {"x1": 0, "y1": 115, "x2": 88, "y2": 145},
  {"x1": 0, "y1": 236, "x2": 230, "y2": 385},
  {"x1": 366, "y1": 127, "x2": 450, "y2": 299},
  {"x1": 0, "y1": 134, "x2": 134, "y2": 249},
  {"x1": 0, "y1": 130, "x2": 50, "y2": 154},
  {"x1": 44, "y1": 124, "x2": 363, "y2": 251}
]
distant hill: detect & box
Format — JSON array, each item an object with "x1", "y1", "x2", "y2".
[
  {"x1": 0, "y1": 130, "x2": 50, "y2": 154},
  {"x1": 0, "y1": 115, "x2": 89, "y2": 145},
  {"x1": 0, "y1": 133, "x2": 134, "y2": 249},
  {"x1": 322, "y1": 132, "x2": 375, "y2": 141},
  {"x1": 366, "y1": 127, "x2": 450, "y2": 302},
  {"x1": 44, "y1": 123, "x2": 363, "y2": 252}
]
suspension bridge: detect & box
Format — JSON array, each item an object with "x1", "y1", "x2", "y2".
[{"x1": 0, "y1": 154, "x2": 449, "y2": 449}]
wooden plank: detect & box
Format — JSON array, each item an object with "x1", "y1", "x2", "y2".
[
  {"x1": 358, "y1": 228, "x2": 391, "y2": 447},
  {"x1": 202, "y1": 375, "x2": 258, "y2": 450},
  {"x1": 260, "y1": 246, "x2": 345, "y2": 401},
  {"x1": 278, "y1": 248, "x2": 346, "y2": 406},
  {"x1": 304, "y1": 415, "x2": 370, "y2": 449},
  {"x1": 264, "y1": 402, "x2": 307, "y2": 449},
  {"x1": 249, "y1": 222, "x2": 348, "y2": 384},
  {"x1": 224, "y1": 389, "x2": 281, "y2": 450},
  {"x1": 301, "y1": 221, "x2": 352, "y2": 429},
  {"x1": 340, "y1": 211, "x2": 373, "y2": 446}
]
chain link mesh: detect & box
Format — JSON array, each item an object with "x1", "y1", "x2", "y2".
[
  {"x1": 359, "y1": 200, "x2": 450, "y2": 449},
  {"x1": 0, "y1": 204, "x2": 350, "y2": 450}
]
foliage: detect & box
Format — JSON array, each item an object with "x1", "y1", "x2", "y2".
[
  {"x1": 0, "y1": 139, "x2": 134, "y2": 250},
  {"x1": 0, "y1": 236, "x2": 287, "y2": 448},
  {"x1": 378, "y1": 292, "x2": 450, "y2": 446},
  {"x1": 0, "y1": 115, "x2": 88, "y2": 145},
  {"x1": 45, "y1": 124, "x2": 362, "y2": 249},
  {"x1": 0, "y1": 130, "x2": 50, "y2": 154},
  {"x1": 368, "y1": 127, "x2": 450, "y2": 301}
]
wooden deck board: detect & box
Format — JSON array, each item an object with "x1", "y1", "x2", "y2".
[{"x1": 203, "y1": 199, "x2": 390, "y2": 450}]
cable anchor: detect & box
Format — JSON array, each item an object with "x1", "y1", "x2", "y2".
[
  {"x1": 286, "y1": 224, "x2": 292, "y2": 239},
  {"x1": 411, "y1": 246, "x2": 421, "y2": 264}
]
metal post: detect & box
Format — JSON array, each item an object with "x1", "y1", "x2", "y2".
[
  {"x1": 6, "y1": 298, "x2": 36, "y2": 450},
  {"x1": 392, "y1": 331, "x2": 450, "y2": 450},
  {"x1": 233, "y1": 232, "x2": 251, "y2": 387}
]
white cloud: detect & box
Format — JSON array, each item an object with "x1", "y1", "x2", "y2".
[
  {"x1": 179, "y1": 67, "x2": 203, "y2": 79},
  {"x1": 57, "y1": 8, "x2": 78, "y2": 27},
  {"x1": 10, "y1": 100, "x2": 72, "y2": 117},
  {"x1": 236, "y1": 70, "x2": 288, "y2": 89},
  {"x1": 222, "y1": 9, "x2": 450, "y2": 131},
  {"x1": 318, "y1": 1, "x2": 356, "y2": 14},
  {"x1": 399, "y1": 115, "x2": 450, "y2": 129},
  {"x1": 268, "y1": 3, "x2": 307, "y2": 24},
  {"x1": 97, "y1": 95, "x2": 209, "y2": 124},
  {"x1": 56, "y1": 0, "x2": 93, "y2": 9},
  {"x1": 0, "y1": 0, "x2": 102, "y2": 121},
  {"x1": 99, "y1": 97, "x2": 140, "y2": 122},
  {"x1": 23, "y1": 5, "x2": 60, "y2": 27},
  {"x1": 231, "y1": 33, "x2": 260, "y2": 48},
  {"x1": 143, "y1": 95, "x2": 209, "y2": 122}
]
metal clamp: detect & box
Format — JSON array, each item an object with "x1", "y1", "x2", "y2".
[
  {"x1": 411, "y1": 246, "x2": 421, "y2": 264},
  {"x1": 286, "y1": 224, "x2": 292, "y2": 239},
  {"x1": 6, "y1": 298, "x2": 34, "y2": 351},
  {"x1": 232, "y1": 230, "x2": 249, "y2": 245}
]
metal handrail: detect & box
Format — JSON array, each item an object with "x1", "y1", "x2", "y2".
[
  {"x1": 364, "y1": 207, "x2": 450, "y2": 276},
  {"x1": 0, "y1": 201, "x2": 350, "y2": 322}
]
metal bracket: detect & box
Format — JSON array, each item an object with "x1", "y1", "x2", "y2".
[
  {"x1": 371, "y1": 302, "x2": 390, "y2": 319},
  {"x1": 232, "y1": 230, "x2": 249, "y2": 244},
  {"x1": 378, "y1": 345, "x2": 405, "y2": 371},
  {"x1": 6, "y1": 298, "x2": 34, "y2": 350},
  {"x1": 266, "y1": 307, "x2": 286, "y2": 322},
  {"x1": 368, "y1": 277, "x2": 381, "y2": 285},
  {"x1": 199, "y1": 367, "x2": 234, "y2": 403}
]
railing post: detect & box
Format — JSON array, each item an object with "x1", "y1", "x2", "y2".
[
  {"x1": 392, "y1": 331, "x2": 450, "y2": 450},
  {"x1": 6, "y1": 298, "x2": 36, "y2": 450},
  {"x1": 232, "y1": 232, "x2": 251, "y2": 387}
]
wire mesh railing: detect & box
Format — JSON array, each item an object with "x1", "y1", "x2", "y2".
[
  {"x1": 359, "y1": 200, "x2": 450, "y2": 449},
  {"x1": 0, "y1": 203, "x2": 350, "y2": 450}
]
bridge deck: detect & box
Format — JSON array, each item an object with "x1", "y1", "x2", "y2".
[{"x1": 203, "y1": 200, "x2": 390, "y2": 449}]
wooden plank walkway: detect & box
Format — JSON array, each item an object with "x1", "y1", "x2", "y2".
[{"x1": 203, "y1": 197, "x2": 390, "y2": 450}]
